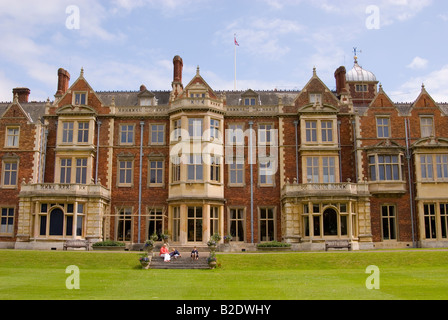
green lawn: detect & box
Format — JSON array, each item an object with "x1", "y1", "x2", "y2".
[{"x1": 1, "y1": 249, "x2": 448, "y2": 300}]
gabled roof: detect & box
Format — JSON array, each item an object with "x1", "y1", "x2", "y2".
[
  {"x1": 294, "y1": 68, "x2": 340, "y2": 106},
  {"x1": 0, "y1": 95, "x2": 34, "y2": 123}
]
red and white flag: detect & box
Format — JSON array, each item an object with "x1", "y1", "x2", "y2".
[{"x1": 234, "y1": 34, "x2": 239, "y2": 46}]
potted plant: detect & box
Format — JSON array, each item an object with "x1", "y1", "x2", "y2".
[
  {"x1": 139, "y1": 253, "x2": 150, "y2": 269},
  {"x1": 207, "y1": 254, "x2": 217, "y2": 269},
  {"x1": 207, "y1": 233, "x2": 221, "y2": 253},
  {"x1": 223, "y1": 234, "x2": 232, "y2": 244}
]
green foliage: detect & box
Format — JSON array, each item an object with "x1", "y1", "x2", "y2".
[
  {"x1": 92, "y1": 240, "x2": 126, "y2": 247},
  {"x1": 257, "y1": 241, "x2": 291, "y2": 248}
]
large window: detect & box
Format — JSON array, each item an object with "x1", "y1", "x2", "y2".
[
  {"x1": 5, "y1": 127, "x2": 19, "y2": 148},
  {"x1": 420, "y1": 117, "x2": 434, "y2": 138},
  {"x1": 259, "y1": 208, "x2": 275, "y2": 242},
  {"x1": 376, "y1": 117, "x2": 390, "y2": 138},
  {"x1": 188, "y1": 118, "x2": 203, "y2": 140},
  {"x1": 424, "y1": 204, "x2": 436, "y2": 239},
  {"x1": 369, "y1": 155, "x2": 403, "y2": 181},
  {"x1": 258, "y1": 124, "x2": 273, "y2": 145},
  {"x1": 306, "y1": 157, "x2": 319, "y2": 183},
  {"x1": 75, "y1": 158, "x2": 87, "y2": 184},
  {"x1": 210, "y1": 156, "x2": 220, "y2": 182},
  {"x1": 321, "y1": 121, "x2": 333, "y2": 143},
  {"x1": 423, "y1": 203, "x2": 448, "y2": 240},
  {"x1": 420, "y1": 154, "x2": 448, "y2": 181},
  {"x1": 229, "y1": 160, "x2": 244, "y2": 185},
  {"x1": 172, "y1": 207, "x2": 180, "y2": 242},
  {"x1": 120, "y1": 125, "x2": 135, "y2": 145},
  {"x1": 62, "y1": 122, "x2": 74, "y2": 143},
  {"x1": 210, "y1": 119, "x2": 220, "y2": 140},
  {"x1": 149, "y1": 160, "x2": 164, "y2": 186},
  {"x1": 305, "y1": 121, "x2": 317, "y2": 142},
  {"x1": 147, "y1": 208, "x2": 164, "y2": 241},
  {"x1": 0, "y1": 208, "x2": 14, "y2": 235},
  {"x1": 188, "y1": 206, "x2": 203, "y2": 242},
  {"x1": 60, "y1": 159, "x2": 72, "y2": 184},
  {"x1": 150, "y1": 124, "x2": 165, "y2": 145},
  {"x1": 118, "y1": 160, "x2": 133, "y2": 186},
  {"x1": 382, "y1": 205, "x2": 397, "y2": 240},
  {"x1": 259, "y1": 161, "x2": 274, "y2": 186},
  {"x1": 229, "y1": 208, "x2": 245, "y2": 242},
  {"x1": 38, "y1": 203, "x2": 83, "y2": 238},
  {"x1": 187, "y1": 155, "x2": 203, "y2": 181},
  {"x1": 210, "y1": 207, "x2": 220, "y2": 237},
  {"x1": 77, "y1": 122, "x2": 89, "y2": 143},
  {"x1": 117, "y1": 207, "x2": 132, "y2": 242},
  {"x1": 2, "y1": 160, "x2": 18, "y2": 188}
]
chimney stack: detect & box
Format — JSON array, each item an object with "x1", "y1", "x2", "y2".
[
  {"x1": 334, "y1": 66, "x2": 348, "y2": 96},
  {"x1": 12, "y1": 88, "x2": 31, "y2": 103},
  {"x1": 171, "y1": 55, "x2": 184, "y2": 98},
  {"x1": 55, "y1": 68, "x2": 71, "y2": 97},
  {"x1": 173, "y1": 55, "x2": 183, "y2": 84}
]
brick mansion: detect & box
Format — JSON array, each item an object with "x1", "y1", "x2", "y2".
[{"x1": 1, "y1": 54, "x2": 448, "y2": 251}]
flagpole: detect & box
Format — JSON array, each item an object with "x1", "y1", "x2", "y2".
[{"x1": 234, "y1": 34, "x2": 237, "y2": 91}]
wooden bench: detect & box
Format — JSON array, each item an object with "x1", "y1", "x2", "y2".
[
  {"x1": 63, "y1": 240, "x2": 90, "y2": 251},
  {"x1": 325, "y1": 240, "x2": 351, "y2": 251}
]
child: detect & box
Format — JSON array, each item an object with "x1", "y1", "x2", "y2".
[{"x1": 191, "y1": 246, "x2": 199, "y2": 260}]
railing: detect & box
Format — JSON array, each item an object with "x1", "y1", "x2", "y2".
[
  {"x1": 282, "y1": 180, "x2": 370, "y2": 197},
  {"x1": 20, "y1": 183, "x2": 111, "y2": 199}
]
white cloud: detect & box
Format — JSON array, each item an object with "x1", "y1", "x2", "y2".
[
  {"x1": 407, "y1": 57, "x2": 429, "y2": 70},
  {"x1": 390, "y1": 65, "x2": 448, "y2": 102}
]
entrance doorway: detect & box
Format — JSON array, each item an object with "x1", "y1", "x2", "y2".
[{"x1": 323, "y1": 208, "x2": 338, "y2": 236}]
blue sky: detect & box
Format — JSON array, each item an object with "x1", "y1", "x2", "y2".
[{"x1": 0, "y1": 0, "x2": 447, "y2": 103}]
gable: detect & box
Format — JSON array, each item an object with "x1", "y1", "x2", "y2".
[
  {"x1": 294, "y1": 69, "x2": 339, "y2": 108},
  {"x1": 53, "y1": 70, "x2": 109, "y2": 115},
  {"x1": 369, "y1": 87, "x2": 395, "y2": 109},
  {"x1": 1, "y1": 102, "x2": 33, "y2": 123}
]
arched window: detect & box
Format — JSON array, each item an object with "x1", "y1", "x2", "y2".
[{"x1": 323, "y1": 208, "x2": 338, "y2": 236}]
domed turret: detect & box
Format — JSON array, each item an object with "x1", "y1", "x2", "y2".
[{"x1": 346, "y1": 57, "x2": 377, "y2": 83}]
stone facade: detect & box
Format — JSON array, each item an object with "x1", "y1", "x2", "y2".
[{"x1": 1, "y1": 55, "x2": 448, "y2": 250}]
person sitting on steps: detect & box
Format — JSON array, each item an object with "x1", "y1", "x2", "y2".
[
  {"x1": 159, "y1": 244, "x2": 170, "y2": 262},
  {"x1": 191, "y1": 246, "x2": 199, "y2": 260}
]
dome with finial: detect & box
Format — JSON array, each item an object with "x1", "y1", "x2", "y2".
[{"x1": 346, "y1": 57, "x2": 377, "y2": 82}]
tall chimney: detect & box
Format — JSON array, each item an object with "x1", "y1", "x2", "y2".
[
  {"x1": 173, "y1": 55, "x2": 183, "y2": 84},
  {"x1": 12, "y1": 88, "x2": 31, "y2": 103},
  {"x1": 171, "y1": 55, "x2": 184, "y2": 98},
  {"x1": 334, "y1": 66, "x2": 347, "y2": 96},
  {"x1": 55, "y1": 68, "x2": 71, "y2": 97}
]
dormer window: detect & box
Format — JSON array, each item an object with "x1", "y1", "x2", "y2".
[
  {"x1": 241, "y1": 89, "x2": 259, "y2": 106},
  {"x1": 140, "y1": 98, "x2": 152, "y2": 106},
  {"x1": 244, "y1": 98, "x2": 256, "y2": 106},
  {"x1": 74, "y1": 92, "x2": 87, "y2": 106}
]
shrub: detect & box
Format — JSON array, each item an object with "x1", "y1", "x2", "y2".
[
  {"x1": 92, "y1": 240, "x2": 126, "y2": 247},
  {"x1": 257, "y1": 241, "x2": 291, "y2": 248}
]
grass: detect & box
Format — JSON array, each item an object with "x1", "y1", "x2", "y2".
[{"x1": 1, "y1": 249, "x2": 448, "y2": 300}]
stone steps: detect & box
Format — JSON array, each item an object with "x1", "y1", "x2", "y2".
[{"x1": 149, "y1": 254, "x2": 210, "y2": 269}]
